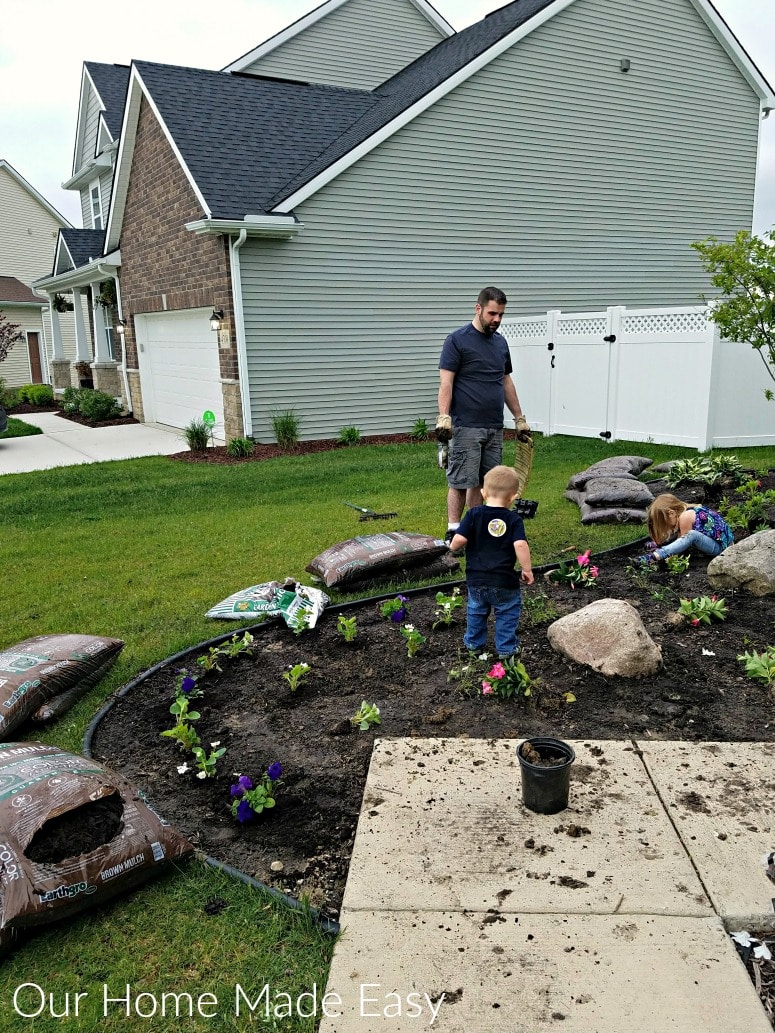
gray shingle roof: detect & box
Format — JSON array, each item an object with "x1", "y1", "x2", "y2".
[
  {"x1": 61, "y1": 228, "x2": 107, "y2": 268},
  {"x1": 132, "y1": 0, "x2": 556, "y2": 218},
  {"x1": 86, "y1": 63, "x2": 130, "y2": 140},
  {"x1": 134, "y1": 62, "x2": 378, "y2": 219}
]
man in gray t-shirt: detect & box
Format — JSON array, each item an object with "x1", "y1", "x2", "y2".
[{"x1": 437, "y1": 286, "x2": 530, "y2": 542}]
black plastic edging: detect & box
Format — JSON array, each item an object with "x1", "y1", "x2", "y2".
[{"x1": 83, "y1": 532, "x2": 647, "y2": 934}]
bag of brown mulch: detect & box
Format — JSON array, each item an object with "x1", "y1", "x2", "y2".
[
  {"x1": 307, "y1": 532, "x2": 449, "y2": 589},
  {"x1": 0, "y1": 741, "x2": 192, "y2": 950},
  {"x1": 0, "y1": 634, "x2": 123, "y2": 739}
]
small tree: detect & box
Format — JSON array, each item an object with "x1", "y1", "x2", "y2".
[
  {"x1": 0, "y1": 312, "x2": 24, "y2": 363},
  {"x1": 692, "y1": 228, "x2": 775, "y2": 399}
]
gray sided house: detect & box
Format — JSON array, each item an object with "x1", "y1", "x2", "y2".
[{"x1": 36, "y1": 0, "x2": 774, "y2": 442}]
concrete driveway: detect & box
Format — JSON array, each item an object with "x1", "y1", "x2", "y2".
[{"x1": 0, "y1": 412, "x2": 189, "y2": 475}]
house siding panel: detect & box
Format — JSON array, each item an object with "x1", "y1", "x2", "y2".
[
  {"x1": 240, "y1": 0, "x2": 444, "y2": 89},
  {"x1": 239, "y1": 0, "x2": 760, "y2": 440}
]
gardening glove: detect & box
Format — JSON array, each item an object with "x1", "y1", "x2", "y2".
[
  {"x1": 435, "y1": 413, "x2": 453, "y2": 443},
  {"x1": 515, "y1": 415, "x2": 532, "y2": 444}
]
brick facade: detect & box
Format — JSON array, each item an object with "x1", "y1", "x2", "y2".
[{"x1": 117, "y1": 97, "x2": 242, "y2": 437}]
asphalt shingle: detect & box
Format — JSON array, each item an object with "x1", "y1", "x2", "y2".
[{"x1": 86, "y1": 63, "x2": 131, "y2": 140}]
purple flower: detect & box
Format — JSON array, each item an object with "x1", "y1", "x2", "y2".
[
  {"x1": 180, "y1": 676, "x2": 197, "y2": 694},
  {"x1": 230, "y1": 774, "x2": 253, "y2": 797},
  {"x1": 236, "y1": 799, "x2": 255, "y2": 823},
  {"x1": 398, "y1": 595, "x2": 409, "y2": 603},
  {"x1": 390, "y1": 608, "x2": 407, "y2": 623},
  {"x1": 267, "y1": 762, "x2": 283, "y2": 781}
]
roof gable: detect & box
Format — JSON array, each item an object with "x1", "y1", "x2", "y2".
[
  {"x1": 223, "y1": 0, "x2": 453, "y2": 74},
  {"x1": 0, "y1": 159, "x2": 71, "y2": 226},
  {"x1": 70, "y1": 63, "x2": 130, "y2": 178}
]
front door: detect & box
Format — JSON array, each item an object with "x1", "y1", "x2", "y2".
[{"x1": 27, "y1": 332, "x2": 42, "y2": 383}]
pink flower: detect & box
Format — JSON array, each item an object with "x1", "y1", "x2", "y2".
[
  {"x1": 691, "y1": 618, "x2": 700, "y2": 626},
  {"x1": 482, "y1": 684, "x2": 494, "y2": 696},
  {"x1": 589, "y1": 566, "x2": 599, "y2": 577},
  {"x1": 487, "y1": 662, "x2": 506, "y2": 680},
  {"x1": 576, "y1": 549, "x2": 591, "y2": 567}
]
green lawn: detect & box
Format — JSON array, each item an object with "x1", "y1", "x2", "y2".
[
  {"x1": 2, "y1": 434, "x2": 774, "y2": 1029},
  {"x1": 0, "y1": 416, "x2": 43, "y2": 438}
]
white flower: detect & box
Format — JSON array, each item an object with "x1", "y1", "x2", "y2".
[
  {"x1": 196, "y1": 770, "x2": 207, "y2": 780},
  {"x1": 754, "y1": 942, "x2": 773, "y2": 961},
  {"x1": 732, "y1": 931, "x2": 753, "y2": 947},
  {"x1": 478, "y1": 653, "x2": 490, "y2": 661},
  {"x1": 701, "y1": 649, "x2": 715, "y2": 656},
  {"x1": 177, "y1": 763, "x2": 189, "y2": 775},
  {"x1": 404, "y1": 624, "x2": 415, "y2": 632},
  {"x1": 210, "y1": 741, "x2": 221, "y2": 748}
]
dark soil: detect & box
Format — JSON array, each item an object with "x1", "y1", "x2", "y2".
[
  {"x1": 90, "y1": 475, "x2": 775, "y2": 925},
  {"x1": 7, "y1": 401, "x2": 138, "y2": 428},
  {"x1": 166, "y1": 433, "x2": 426, "y2": 464}
]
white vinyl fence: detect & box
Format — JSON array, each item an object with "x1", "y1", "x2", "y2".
[{"x1": 502, "y1": 305, "x2": 775, "y2": 451}]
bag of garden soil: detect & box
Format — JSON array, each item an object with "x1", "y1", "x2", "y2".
[
  {"x1": 0, "y1": 634, "x2": 124, "y2": 740},
  {"x1": 205, "y1": 579, "x2": 329, "y2": 629},
  {"x1": 0, "y1": 742, "x2": 192, "y2": 947},
  {"x1": 307, "y1": 532, "x2": 449, "y2": 588}
]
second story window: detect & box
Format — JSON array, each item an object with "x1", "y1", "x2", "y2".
[{"x1": 90, "y1": 181, "x2": 103, "y2": 230}]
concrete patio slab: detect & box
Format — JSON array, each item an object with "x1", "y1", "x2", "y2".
[
  {"x1": 640, "y1": 740, "x2": 775, "y2": 927},
  {"x1": 319, "y1": 911, "x2": 769, "y2": 1033},
  {"x1": 341, "y1": 738, "x2": 712, "y2": 917}
]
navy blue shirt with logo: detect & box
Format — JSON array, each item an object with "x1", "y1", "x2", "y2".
[
  {"x1": 457, "y1": 505, "x2": 527, "y2": 589},
  {"x1": 438, "y1": 323, "x2": 512, "y2": 429}
]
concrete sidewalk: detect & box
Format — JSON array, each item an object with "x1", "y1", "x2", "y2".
[
  {"x1": 319, "y1": 738, "x2": 775, "y2": 1032},
  {"x1": 0, "y1": 412, "x2": 189, "y2": 474}
]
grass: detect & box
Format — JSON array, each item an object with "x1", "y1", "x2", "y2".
[
  {"x1": 3, "y1": 433, "x2": 775, "y2": 1019},
  {"x1": 0, "y1": 416, "x2": 42, "y2": 438}
]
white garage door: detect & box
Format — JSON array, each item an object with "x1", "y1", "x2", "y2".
[{"x1": 135, "y1": 309, "x2": 224, "y2": 434}]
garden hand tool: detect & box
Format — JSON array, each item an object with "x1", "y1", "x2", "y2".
[
  {"x1": 435, "y1": 413, "x2": 453, "y2": 468},
  {"x1": 343, "y1": 502, "x2": 398, "y2": 521}
]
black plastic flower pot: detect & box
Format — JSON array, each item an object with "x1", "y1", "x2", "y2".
[{"x1": 517, "y1": 737, "x2": 575, "y2": 815}]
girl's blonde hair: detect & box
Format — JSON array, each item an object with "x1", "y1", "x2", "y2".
[
  {"x1": 483, "y1": 465, "x2": 520, "y2": 497},
  {"x1": 647, "y1": 493, "x2": 688, "y2": 545}
]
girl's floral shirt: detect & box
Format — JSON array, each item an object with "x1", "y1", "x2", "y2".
[{"x1": 693, "y1": 505, "x2": 733, "y2": 547}]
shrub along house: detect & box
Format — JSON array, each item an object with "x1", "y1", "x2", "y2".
[{"x1": 35, "y1": 0, "x2": 774, "y2": 442}]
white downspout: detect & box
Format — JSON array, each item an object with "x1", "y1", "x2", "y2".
[
  {"x1": 97, "y1": 264, "x2": 132, "y2": 414},
  {"x1": 229, "y1": 228, "x2": 252, "y2": 437}
]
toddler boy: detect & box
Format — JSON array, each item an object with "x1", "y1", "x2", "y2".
[{"x1": 449, "y1": 465, "x2": 534, "y2": 660}]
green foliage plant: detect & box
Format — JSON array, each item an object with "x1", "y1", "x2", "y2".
[
  {"x1": 191, "y1": 741, "x2": 226, "y2": 778},
  {"x1": 380, "y1": 595, "x2": 409, "y2": 622},
  {"x1": 337, "y1": 425, "x2": 361, "y2": 446},
  {"x1": 665, "y1": 555, "x2": 691, "y2": 575},
  {"x1": 62, "y1": 386, "x2": 84, "y2": 414},
  {"x1": 230, "y1": 765, "x2": 283, "y2": 822},
  {"x1": 666, "y1": 454, "x2": 745, "y2": 491},
  {"x1": 75, "y1": 388, "x2": 122, "y2": 422},
  {"x1": 481, "y1": 657, "x2": 538, "y2": 699},
  {"x1": 678, "y1": 595, "x2": 728, "y2": 626},
  {"x1": 521, "y1": 590, "x2": 559, "y2": 626},
  {"x1": 0, "y1": 377, "x2": 17, "y2": 408},
  {"x1": 547, "y1": 548, "x2": 599, "y2": 588},
  {"x1": 723, "y1": 478, "x2": 775, "y2": 531},
  {"x1": 227, "y1": 436, "x2": 255, "y2": 458},
  {"x1": 271, "y1": 408, "x2": 300, "y2": 448},
  {"x1": 432, "y1": 587, "x2": 463, "y2": 628},
  {"x1": 17, "y1": 383, "x2": 54, "y2": 406},
  {"x1": 184, "y1": 418, "x2": 211, "y2": 452},
  {"x1": 160, "y1": 693, "x2": 201, "y2": 753},
  {"x1": 692, "y1": 229, "x2": 775, "y2": 399},
  {"x1": 282, "y1": 661, "x2": 311, "y2": 692},
  {"x1": 196, "y1": 645, "x2": 224, "y2": 673},
  {"x1": 350, "y1": 700, "x2": 381, "y2": 730},
  {"x1": 737, "y1": 647, "x2": 775, "y2": 686},
  {"x1": 400, "y1": 623, "x2": 426, "y2": 657},
  {"x1": 217, "y1": 632, "x2": 254, "y2": 660},
  {"x1": 336, "y1": 614, "x2": 358, "y2": 642},
  {"x1": 410, "y1": 418, "x2": 430, "y2": 440}
]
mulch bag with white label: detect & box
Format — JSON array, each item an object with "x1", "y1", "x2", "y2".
[
  {"x1": 0, "y1": 741, "x2": 193, "y2": 952},
  {"x1": 307, "y1": 531, "x2": 450, "y2": 589},
  {"x1": 0, "y1": 634, "x2": 124, "y2": 740},
  {"x1": 205, "y1": 579, "x2": 329, "y2": 630}
]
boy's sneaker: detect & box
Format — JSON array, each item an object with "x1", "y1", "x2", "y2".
[{"x1": 498, "y1": 650, "x2": 522, "y2": 663}]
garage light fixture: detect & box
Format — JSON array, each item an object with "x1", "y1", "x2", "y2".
[
  {"x1": 210, "y1": 309, "x2": 224, "y2": 331},
  {"x1": 116, "y1": 318, "x2": 127, "y2": 335}
]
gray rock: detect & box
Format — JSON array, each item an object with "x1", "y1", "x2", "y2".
[
  {"x1": 547, "y1": 599, "x2": 663, "y2": 677},
  {"x1": 707, "y1": 530, "x2": 775, "y2": 596}
]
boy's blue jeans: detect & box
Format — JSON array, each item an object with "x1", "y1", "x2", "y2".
[
  {"x1": 654, "y1": 531, "x2": 723, "y2": 561},
  {"x1": 464, "y1": 585, "x2": 522, "y2": 657}
]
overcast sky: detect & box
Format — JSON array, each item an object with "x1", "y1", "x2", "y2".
[{"x1": 1, "y1": 0, "x2": 773, "y2": 233}]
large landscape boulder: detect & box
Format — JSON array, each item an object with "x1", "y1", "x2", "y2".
[
  {"x1": 547, "y1": 598, "x2": 663, "y2": 677},
  {"x1": 707, "y1": 530, "x2": 775, "y2": 597}
]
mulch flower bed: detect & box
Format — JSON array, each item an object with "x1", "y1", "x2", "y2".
[{"x1": 90, "y1": 476, "x2": 775, "y2": 926}]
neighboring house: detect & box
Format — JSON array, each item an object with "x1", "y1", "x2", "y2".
[
  {"x1": 36, "y1": 0, "x2": 775, "y2": 441},
  {"x1": 0, "y1": 160, "x2": 76, "y2": 387}
]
